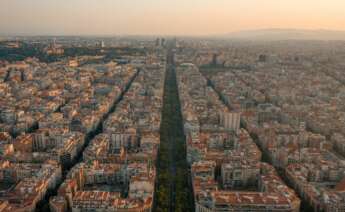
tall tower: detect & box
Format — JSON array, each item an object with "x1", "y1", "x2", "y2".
[{"x1": 53, "y1": 37, "x2": 57, "y2": 47}]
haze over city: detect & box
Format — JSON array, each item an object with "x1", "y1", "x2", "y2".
[
  {"x1": 1, "y1": 0, "x2": 345, "y2": 36},
  {"x1": 2, "y1": 1, "x2": 345, "y2": 212}
]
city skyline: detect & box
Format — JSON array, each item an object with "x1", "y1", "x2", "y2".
[
  {"x1": 3, "y1": 36, "x2": 345, "y2": 212},
  {"x1": 1, "y1": 0, "x2": 345, "y2": 36},
  {"x1": 2, "y1": 1, "x2": 345, "y2": 212}
]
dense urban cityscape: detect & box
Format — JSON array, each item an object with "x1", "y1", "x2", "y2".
[{"x1": 1, "y1": 36, "x2": 345, "y2": 212}]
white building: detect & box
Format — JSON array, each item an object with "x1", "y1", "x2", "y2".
[{"x1": 220, "y1": 112, "x2": 241, "y2": 133}]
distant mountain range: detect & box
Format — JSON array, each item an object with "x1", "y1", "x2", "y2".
[{"x1": 224, "y1": 29, "x2": 345, "y2": 41}]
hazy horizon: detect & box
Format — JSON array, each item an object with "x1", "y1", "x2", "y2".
[{"x1": 1, "y1": 0, "x2": 345, "y2": 36}]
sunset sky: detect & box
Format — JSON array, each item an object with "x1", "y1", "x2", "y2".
[{"x1": 1, "y1": 0, "x2": 345, "y2": 36}]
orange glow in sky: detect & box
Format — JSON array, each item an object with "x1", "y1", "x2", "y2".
[{"x1": 1, "y1": 0, "x2": 345, "y2": 35}]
